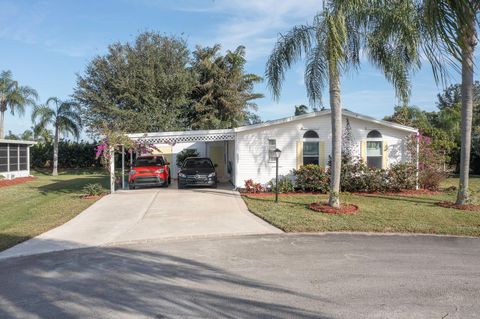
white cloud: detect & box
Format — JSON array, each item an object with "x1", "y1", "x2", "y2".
[{"x1": 173, "y1": 0, "x2": 323, "y2": 60}]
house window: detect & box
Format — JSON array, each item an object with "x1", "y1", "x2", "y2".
[
  {"x1": 268, "y1": 139, "x2": 276, "y2": 162},
  {"x1": 303, "y1": 130, "x2": 319, "y2": 165},
  {"x1": 366, "y1": 130, "x2": 382, "y2": 169}
]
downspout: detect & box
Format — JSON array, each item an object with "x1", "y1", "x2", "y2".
[
  {"x1": 234, "y1": 132, "x2": 239, "y2": 189},
  {"x1": 416, "y1": 132, "x2": 419, "y2": 190}
]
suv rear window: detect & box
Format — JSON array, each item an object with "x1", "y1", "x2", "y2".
[
  {"x1": 134, "y1": 156, "x2": 164, "y2": 167},
  {"x1": 183, "y1": 158, "x2": 214, "y2": 169}
]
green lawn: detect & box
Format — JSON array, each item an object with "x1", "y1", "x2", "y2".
[
  {"x1": 243, "y1": 177, "x2": 480, "y2": 237},
  {"x1": 0, "y1": 170, "x2": 108, "y2": 251}
]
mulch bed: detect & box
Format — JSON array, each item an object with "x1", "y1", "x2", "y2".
[
  {"x1": 0, "y1": 176, "x2": 37, "y2": 188},
  {"x1": 436, "y1": 201, "x2": 480, "y2": 212},
  {"x1": 241, "y1": 191, "x2": 323, "y2": 197},
  {"x1": 82, "y1": 195, "x2": 104, "y2": 200},
  {"x1": 309, "y1": 202, "x2": 359, "y2": 215}
]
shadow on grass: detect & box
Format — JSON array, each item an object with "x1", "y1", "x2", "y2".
[
  {"x1": 0, "y1": 238, "x2": 331, "y2": 319},
  {"x1": 353, "y1": 194, "x2": 441, "y2": 206},
  {"x1": 243, "y1": 195, "x2": 314, "y2": 208},
  {"x1": 36, "y1": 176, "x2": 109, "y2": 196},
  {"x1": 244, "y1": 192, "x2": 447, "y2": 209},
  {"x1": 32, "y1": 168, "x2": 107, "y2": 176},
  {"x1": 0, "y1": 233, "x2": 32, "y2": 253}
]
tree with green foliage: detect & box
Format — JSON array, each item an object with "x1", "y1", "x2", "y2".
[
  {"x1": 4, "y1": 131, "x2": 19, "y2": 140},
  {"x1": 189, "y1": 44, "x2": 263, "y2": 129},
  {"x1": 294, "y1": 104, "x2": 309, "y2": 116},
  {"x1": 32, "y1": 97, "x2": 82, "y2": 176},
  {"x1": 176, "y1": 148, "x2": 200, "y2": 167},
  {"x1": 32, "y1": 125, "x2": 53, "y2": 143},
  {"x1": 266, "y1": 2, "x2": 419, "y2": 207},
  {"x1": 75, "y1": 32, "x2": 195, "y2": 134},
  {"x1": 386, "y1": 81, "x2": 480, "y2": 173},
  {"x1": 335, "y1": 0, "x2": 478, "y2": 204},
  {"x1": 419, "y1": 0, "x2": 479, "y2": 204},
  {"x1": 0, "y1": 70, "x2": 38, "y2": 139}
]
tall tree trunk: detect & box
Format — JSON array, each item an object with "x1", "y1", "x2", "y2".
[
  {"x1": 328, "y1": 69, "x2": 342, "y2": 208},
  {"x1": 0, "y1": 111, "x2": 4, "y2": 140},
  {"x1": 53, "y1": 125, "x2": 59, "y2": 176},
  {"x1": 456, "y1": 23, "x2": 476, "y2": 205}
]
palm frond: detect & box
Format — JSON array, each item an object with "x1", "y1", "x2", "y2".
[
  {"x1": 265, "y1": 24, "x2": 316, "y2": 100},
  {"x1": 305, "y1": 44, "x2": 328, "y2": 105}
]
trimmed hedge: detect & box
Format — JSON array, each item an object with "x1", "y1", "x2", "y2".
[
  {"x1": 31, "y1": 140, "x2": 102, "y2": 169},
  {"x1": 293, "y1": 158, "x2": 418, "y2": 193}
]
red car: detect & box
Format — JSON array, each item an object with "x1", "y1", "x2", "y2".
[{"x1": 128, "y1": 155, "x2": 171, "y2": 189}]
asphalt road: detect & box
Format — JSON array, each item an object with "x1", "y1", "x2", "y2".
[{"x1": 0, "y1": 233, "x2": 479, "y2": 319}]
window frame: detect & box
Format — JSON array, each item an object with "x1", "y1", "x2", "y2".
[
  {"x1": 268, "y1": 139, "x2": 277, "y2": 162},
  {"x1": 366, "y1": 130, "x2": 383, "y2": 169},
  {"x1": 302, "y1": 130, "x2": 320, "y2": 166}
]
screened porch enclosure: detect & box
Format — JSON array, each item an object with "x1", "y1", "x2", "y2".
[{"x1": 0, "y1": 140, "x2": 34, "y2": 179}]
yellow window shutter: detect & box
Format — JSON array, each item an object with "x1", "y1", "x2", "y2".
[
  {"x1": 382, "y1": 140, "x2": 389, "y2": 169},
  {"x1": 319, "y1": 141, "x2": 325, "y2": 168},
  {"x1": 360, "y1": 140, "x2": 367, "y2": 163},
  {"x1": 296, "y1": 141, "x2": 303, "y2": 169}
]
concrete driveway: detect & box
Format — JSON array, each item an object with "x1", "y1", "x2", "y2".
[
  {"x1": 0, "y1": 233, "x2": 479, "y2": 318},
  {"x1": 0, "y1": 183, "x2": 281, "y2": 259}
]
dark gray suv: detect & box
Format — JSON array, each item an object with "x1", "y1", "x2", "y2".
[{"x1": 178, "y1": 157, "x2": 217, "y2": 189}]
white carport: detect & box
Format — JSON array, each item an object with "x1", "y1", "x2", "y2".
[{"x1": 110, "y1": 129, "x2": 236, "y2": 193}]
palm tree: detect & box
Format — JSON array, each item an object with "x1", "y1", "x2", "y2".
[
  {"x1": 32, "y1": 124, "x2": 53, "y2": 143},
  {"x1": 294, "y1": 104, "x2": 309, "y2": 116},
  {"x1": 32, "y1": 97, "x2": 82, "y2": 176},
  {"x1": 190, "y1": 44, "x2": 263, "y2": 129},
  {"x1": 420, "y1": 0, "x2": 479, "y2": 205},
  {"x1": 266, "y1": 3, "x2": 418, "y2": 207},
  {"x1": 0, "y1": 70, "x2": 38, "y2": 139}
]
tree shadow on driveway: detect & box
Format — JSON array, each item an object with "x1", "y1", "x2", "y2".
[{"x1": 0, "y1": 242, "x2": 332, "y2": 319}]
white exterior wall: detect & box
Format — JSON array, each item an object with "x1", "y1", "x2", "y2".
[
  {"x1": 234, "y1": 114, "x2": 413, "y2": 187},
  {"x1": 0, "y1": 170, "x2": 30, "y2": 179},
  {"x1": 153, "y1": 141, "x2": 206, "y2": 177}
]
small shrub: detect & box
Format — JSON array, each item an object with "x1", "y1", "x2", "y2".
[
  {"x1": 339, "y1": 155, "x2": 417, "y2": 193},
  {"x1": 244, "y1": 179, "x2": 264, "y2": 193},
  {"x1": 294, "y1": 164, "x2": 330, "y2": 193},
  {"x1": 268, "y1": 177, "x2": 295, "y2": 193},
  {"x1": 419, "y1": 167, "x2": 446, "y2": 191},
  {"x1": 82, "y1": 183, "x2": 105, "y2": 197},
  {"x1": 388, "y1": 163, "x2": 417, "y2": 191}
]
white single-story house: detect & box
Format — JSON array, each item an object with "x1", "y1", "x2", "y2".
[
  {"x1": 123, "y1": 109, "x2": 418, "y2": 189},
  {"x1": 0, "y1": 139, "x2": 35, "y2": 179}
]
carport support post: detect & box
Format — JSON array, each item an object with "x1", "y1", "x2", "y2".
[
  {"x1": 109, "y1": 146, "x2": 115, "y2": 194},
  {"x1": 121, "y1": 145, "x2": 125, "y2": 190}
]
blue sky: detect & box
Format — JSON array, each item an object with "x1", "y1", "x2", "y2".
[{"x1": 0, "y1": 0, "x2": 473, "y2": 137}]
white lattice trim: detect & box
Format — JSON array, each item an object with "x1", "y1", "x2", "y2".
[{"x1": 131, "y1": 133, "x2": 235, "y2": 144}]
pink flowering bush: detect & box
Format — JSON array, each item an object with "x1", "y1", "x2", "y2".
[
  {"x1": 94, "y1": 125, "x2": 159, "y2": 170},
  {"x1": 408, "y1": 133, "x2": 446, "y2": 190}
]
